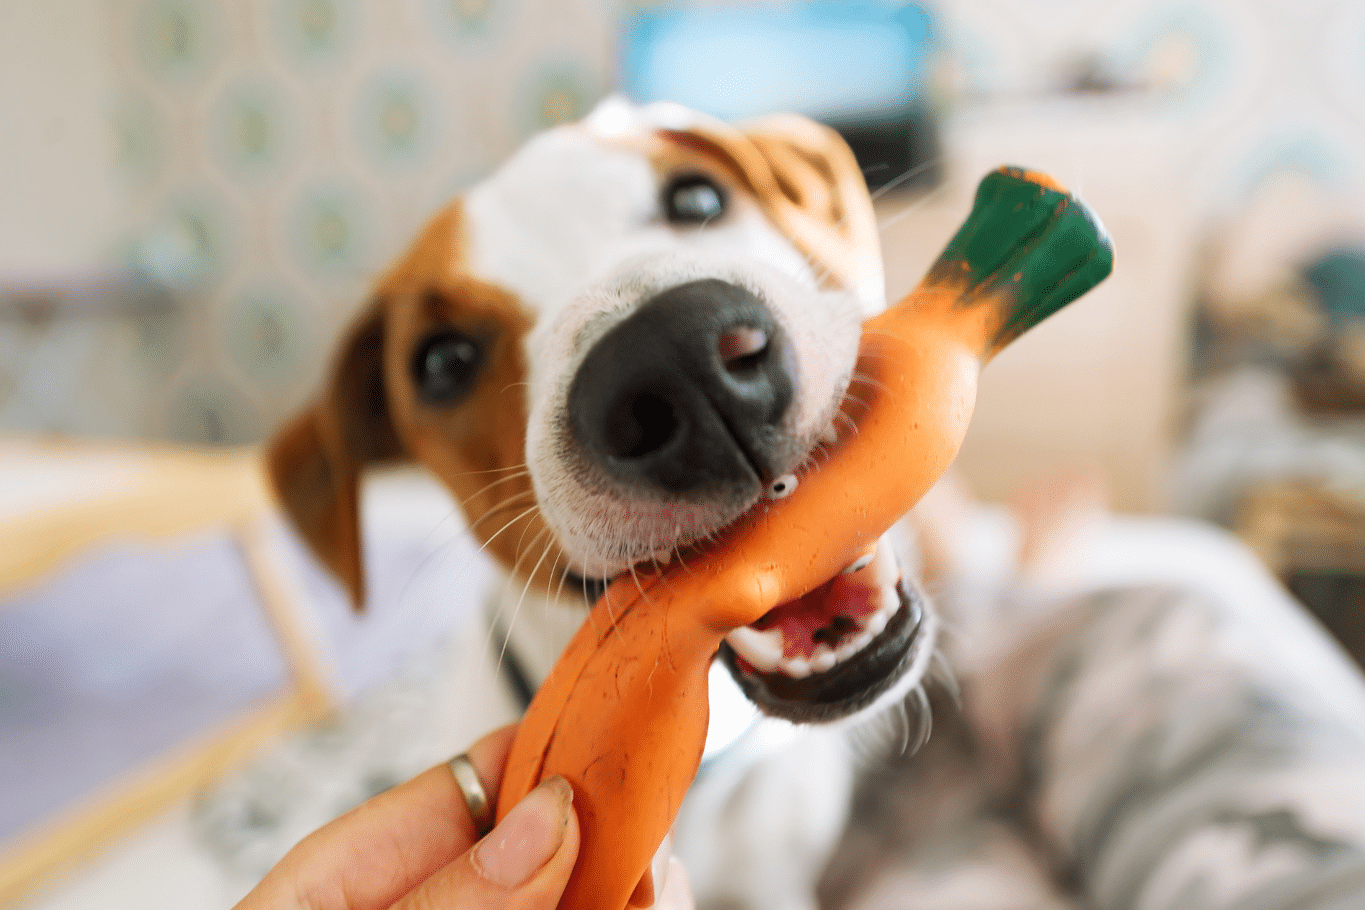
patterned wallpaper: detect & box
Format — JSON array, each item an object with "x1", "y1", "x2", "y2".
[
  {"x1": 945, "y1": 0, "x2": 1365, "y2": 209},
  {"x1": 2, "y1": 0, "x2": 615, "y2": 444},
  {"x1": 5, "y1": 0, "x2": 1365, "y2": 445}
]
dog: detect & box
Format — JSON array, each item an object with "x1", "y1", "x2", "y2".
[{"x1": 265, "y1": 97, "x2": 939, "y2": 910}]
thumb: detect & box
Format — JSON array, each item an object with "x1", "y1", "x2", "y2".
[{"x1": 390, "y1": 776, "x2": 579, "y2": 910}]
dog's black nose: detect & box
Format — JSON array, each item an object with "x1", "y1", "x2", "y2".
[{"x1": 568, "y1": 278, "x2": 795, "y2": 496}]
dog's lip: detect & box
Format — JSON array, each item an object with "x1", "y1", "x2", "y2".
[{"x1": 718, "y1": 576, "x2": 925, "y2": 721}]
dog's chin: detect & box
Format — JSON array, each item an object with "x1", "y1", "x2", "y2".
[{"x1": 716, "y1": 535, "x2": 935, "y2": 724}]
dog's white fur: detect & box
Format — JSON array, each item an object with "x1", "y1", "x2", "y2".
[
  {"x1": 261, "y1": 97, "x2": 929, "y2": 910},
  {"x1": 469, "y1": 100, "x2": 908, "y2": 910},
  {"x1": 466, "y1": 101, "x2": 871, "y2": 578}
]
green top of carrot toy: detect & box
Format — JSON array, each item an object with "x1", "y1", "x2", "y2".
[{"x1": 930, "y1": 166, "x2": 1114, "y2": 355}]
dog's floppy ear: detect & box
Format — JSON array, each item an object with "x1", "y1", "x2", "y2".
[{"x1": 266, "y1": 302, "x2": 405, "y2": 608}]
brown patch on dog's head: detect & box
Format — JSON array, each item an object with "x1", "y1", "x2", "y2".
[
  {"x1": 267, "y1": 203, "x2": 559, "y2": 607},
  {"x1": 269, "y1": 107, "x2": 883, "y2": 607},
  {"x1": 654, "y1": 114, "x2": 883, "y2": 306}
]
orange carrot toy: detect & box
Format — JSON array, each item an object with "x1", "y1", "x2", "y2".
[{"x1": 496, "y1": 167, "x2": 1114, "y2": 909}]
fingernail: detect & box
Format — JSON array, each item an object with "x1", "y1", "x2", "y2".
[{"x1": 473, "y1": 776, "x2": 573, "y2": 889}]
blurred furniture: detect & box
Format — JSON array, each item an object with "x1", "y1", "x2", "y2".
[
  {"x1": 0, "y1": 271, "x2": 197, "y2": 444},
  {"x1": 827, "y1": 501, "x2": 1365, "y2": 910},
  {"x1": 621, "y1": 1, "x2": 941, "y2": 192},
  {"x1": 0, "y1": 441, "x2": 332, "y2": 905},
  {"x1": 11, "y1": 448, "x2": 1365, "y2": 909},
  {"x1": 0, "y1": 440, "x2": 485, "y2": 906},
  {"x1": 1237, "y1": 482, "x2": 1365, "y2": 665},
  {"x1": 1174, "y1": 173, "x2": 1365, "y2": 652}
]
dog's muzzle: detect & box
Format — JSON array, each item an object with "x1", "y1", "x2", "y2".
[{"x1": 564, "y1": 277, "x2": 932, "y2": 724}]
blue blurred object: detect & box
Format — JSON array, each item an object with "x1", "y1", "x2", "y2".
[
  {"x1": 1303, "y1": 249, "x2": 1365, "y2": 320},
  {"x1": 621, "y1": 2, "x2": 940, "y2": 192}
]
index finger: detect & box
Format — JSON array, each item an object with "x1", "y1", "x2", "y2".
[{"x1": 236, "y1": 725, "x2": 517, "y2": 910}]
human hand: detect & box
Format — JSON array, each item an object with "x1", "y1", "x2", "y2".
[{"x1": 234, "y1": 725, "x2": 693, "y2": 910}]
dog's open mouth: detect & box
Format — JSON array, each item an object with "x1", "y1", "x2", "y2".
[
  {"x1": 717, "y1": 536, "x2": 928, "y2": 723},
  {"x1": 566, "y1": 535, "x2": 929, "y2": 723}
]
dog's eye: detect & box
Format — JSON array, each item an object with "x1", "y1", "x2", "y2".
[
  {"x1": 411, "y1": 329, "x2": 483, "y2": 405},
  {"x1": 662, "y1": 174, "x2": 726, "y2": 224}
]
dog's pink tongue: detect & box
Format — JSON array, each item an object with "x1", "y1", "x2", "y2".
[{"x1": 749, "y1": 540, "x2": 898, "y2": 660}]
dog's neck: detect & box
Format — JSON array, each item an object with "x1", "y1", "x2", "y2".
[
  {"x1": 488, "y1": 572, "x2": 766, "y2": 762},
  {"x1": 488, "y1": 577, "x2": 592, "y2": 696}
]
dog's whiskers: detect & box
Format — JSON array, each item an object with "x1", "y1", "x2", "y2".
[
  {"x1": 875, "y1": 182, "x2": 954, "y2": 236},
  {"x1": 544, "y1": 549, "x2": 568, "y2": 612},
  {"x1": 390, "y1": 485, "x2": 526, "y2": 624},
  {"x1": 458, "y1": 468, "x2": 532, "y2": 513},
  {"x1": 869, "y1": 157, "x2": 947, "y2": 208},
  {"x1": 928, "y1": 649, "x2": 961, "y2": 711},
  {"x1": 872, "y1": 160, "x2": 951, "y2": 223},
  {"x1": 600, "y1": 557, "x2": 628, "y2": 645},
  {"x1": 495, "y1": 527, "x2": 558, "y2": 673},
  {"x1": 550, "y1": 553, "x2": 574, "y2": 608},
  {"x1": 486, "y1": 523, "x2": 561, "y2": 662},
  {"x1": 470, "y1": 502, "x2": 542, "y2": 566},
  {"x1": 907, "y1": 685, "x2": 933, "y2": 755},
  {"x1": 849, "y1": 369, "x2": 889, "y2": 396},
  {"x1": 491, "y1": 519, "x2": 546, "y2": 627},
  {"x1": 841, "y1": 390, "x2": 874, "y2": 418},
  {"x1": 467, "y1": 490, "x2": 538, "y2": 530},
  {"x1": 448, "y1": 462, "x2": 531, "y2": 480},
  {"x1": 832, "y1": 410, "x2": 860, "y2": 440},
  {"x1": 627, "y1": 559, "x2": 651, "y2": 602},
  {"x1": 891, "y1": 698, "x2": 913, "y2": 758}
]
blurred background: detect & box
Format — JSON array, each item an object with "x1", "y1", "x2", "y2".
[
  {"x1": 2, "y1": 2, "x2": 1363, "y2": 457},
  {"x1": 4, "y1": 0, "x2": 1365, "y2": 902},
  {"x1": 6, "y1": 0, "x2": 1365, "y2": 599}
]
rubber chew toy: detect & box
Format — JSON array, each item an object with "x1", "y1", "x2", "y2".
[{"x1": 497, "y1": 167, "x2": 1114, "y2": 910}]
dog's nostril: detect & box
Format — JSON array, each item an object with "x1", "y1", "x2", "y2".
[
  {"x1": 605, "y1": 393, "x2": 678, "y2": 459},
  {"x1": 719, "y1": 326, "x2": 769, "y2": 374}
]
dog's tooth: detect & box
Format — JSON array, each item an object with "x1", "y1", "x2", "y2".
[
  {"x1": 810, "y1": 646, "x2": 837, "y2": 674},
  {"x1": 841, "y1": 550, "x2": 875, "y2": 575},
  {"x1": 819, "y1": 421, "x2": 839, "y2": 446},
  {"x1": 654, "y1": 548, "x2": 674, "y2": 566},
  {"x1": 837, "y1": 631, "x2": 872, "y2": 663},
  {"x1": 783, "y1": 656, "x2": 812, "y2": 679},
  {"x1": 725, "y1": 626, "x2": 784, "y2": 673},
  {"x1": 882, "y1": 582, "x2": 903, "y2": 614},
  {"x1": 873, "y1": 536, "x2": 900, "y2": 587},
  {"x1": 866, "y1": 605, "x2": 890, "y2": 637}
]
